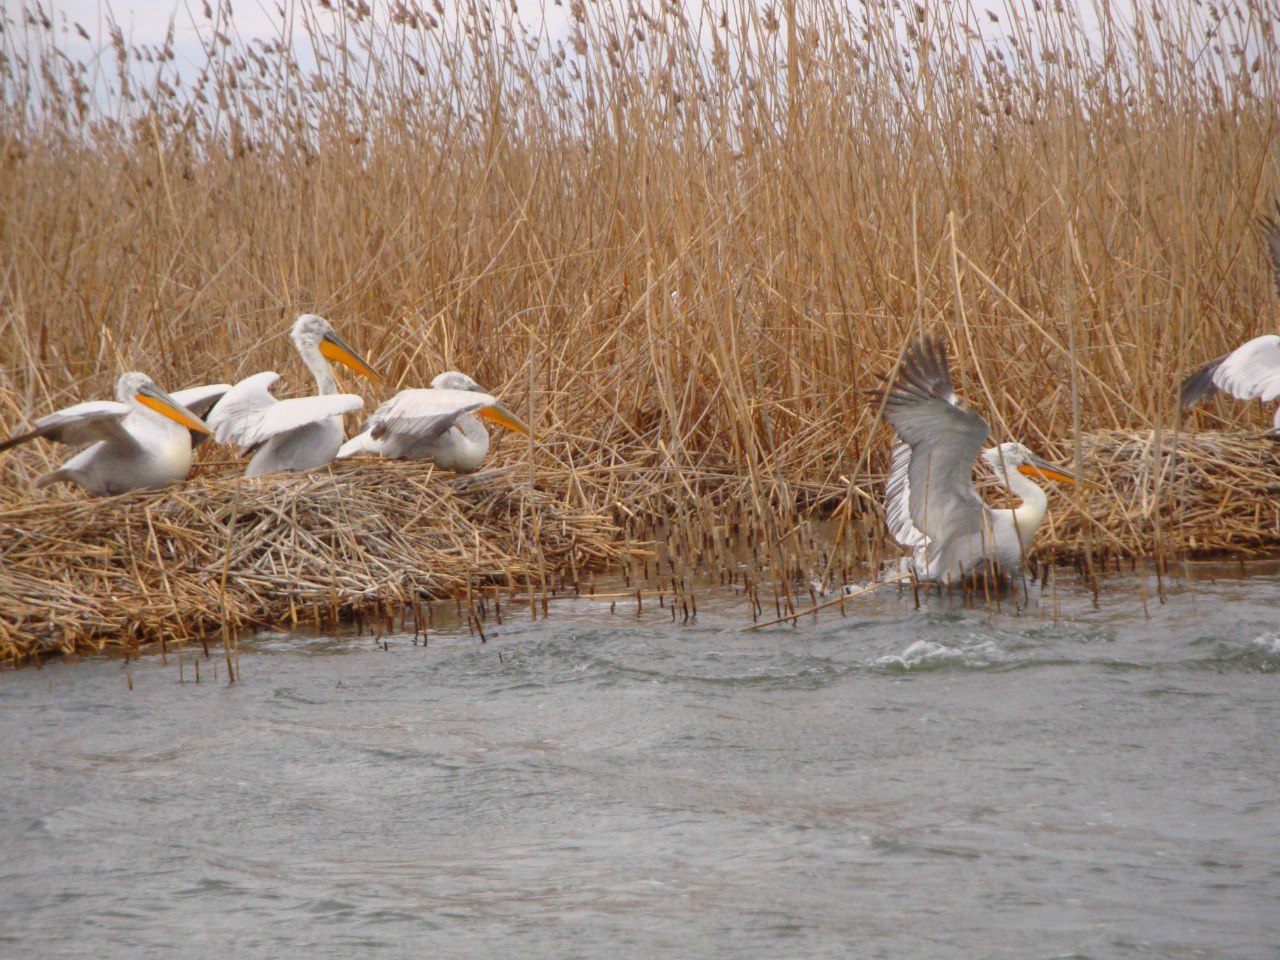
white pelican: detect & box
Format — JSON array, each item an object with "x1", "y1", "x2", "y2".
[
  {"x1": 0, "y1": 372, "x2": 223, "y2": 495},
  {"x1": 209, "y1": 314, "x2": 384, "y2": 477},
  {"x1": 337, "y1": 371, "x2": 531, "y2": 472},
  {"x1": 880, "y1": 335, "x2": 1082, "y2": 585},
  {"x1": 1180, "y1": 205, "x2": 1280, "y2": 431}
]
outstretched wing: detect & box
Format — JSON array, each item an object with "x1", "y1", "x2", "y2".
[
  {"x1": 880, "y1": 335, "x2": 991, "y2": 569},
  {"x1": 366, "y1": 388, "x2": 492, "y2": 444},
  {"x1": 248, "y1": 395, "x2": 363, "y2": 450},
  {"x1": 206, "y1": 372, "x2": 283, "y2": 451},
  {"x1": 1180, "y1": 335, "x2": 1280, "y2": 409},
  {"x1": 884, "y1": 440, "x2": 926, "y2": 549},
  {"x1": 1183, "y1": 207, "x2": 1280, "y2": 409},
  {"x1": 207, "y1": 371, "x2": 363, "y2": 454},
  {"x1": 0, "y1": 400, "x2": 133, "y2": 453}
]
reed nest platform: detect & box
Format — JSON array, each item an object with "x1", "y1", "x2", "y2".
[
  {"x1": 1036, "y1": 430, "x2": 1280, "y2": 563},
  {"x1": 0, "y1": 460, "x2": 638, "y2": 667},
  {"x1": 3, "y1": 428, "x2": 1279, "y2": 667}
]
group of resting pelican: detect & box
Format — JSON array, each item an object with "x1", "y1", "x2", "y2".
[
  {"x1": 6, "y1": 212, "x2": 1280, "y2": 589},
  {"x1": 0, "y1": 313, "x2": 531, "y2": 497}
]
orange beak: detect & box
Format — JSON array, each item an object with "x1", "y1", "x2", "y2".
[
  {"x1": 136, "y1": 383, "x2": 213, "y2": 434},
  {"x1": 478, "y1": 402, "x2": 533, "y2": 438},
  {"x1": 1017, "y1": 463, "x2": 1078, "y2": 485},
  {"x1": 319, "y1": 330, "x2": 386, "y2": 385}
]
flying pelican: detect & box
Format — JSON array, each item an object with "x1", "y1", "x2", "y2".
[
  {"x1": 337, "y1": 371, "x2": 531, "y2": 472},
  {"x1": 208, "y1": 314, "x2": 385, "y2": 477},
  {"x1": 0, "y1": 372, "x2": 224, "y2": 495},
  {"x1": 1180, "y1": 204, "x2": 1280, "y2": 432},
  {"x1": 880, "y1": 335, "x2": 1082, "y2": 585}
]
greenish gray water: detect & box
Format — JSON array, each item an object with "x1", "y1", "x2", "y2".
[{"x1": 1, "y1": 568, "x2": 1278, "y2": 959}]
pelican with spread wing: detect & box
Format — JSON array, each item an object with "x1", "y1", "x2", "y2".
[
  {"x1": 209, "y1": 314, "x2": 385, "y2": 476},
  {"x1": 337, "y1": 371, "x2": 530, "y2": 472},
  {"x1": 880, "y1": 335, "x2": 1082, "y2": 584},
  {"x1": 0, "y1": 372, "x2": 224, "y2": 495},
  {"x1": 1180, "y1": 203, "x2": 1280, "y2": 431}
]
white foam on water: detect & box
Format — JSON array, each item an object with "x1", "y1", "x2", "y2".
[
  {"x1": 1247, "y1": 634, "x2": 1280, "y2": 656},
  {"x1": 874, "y1": 637, "x2": 1004, "y2": 671}
]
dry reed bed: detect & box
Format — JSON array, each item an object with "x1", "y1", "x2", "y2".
[
  {"x1": 1034, "y1": 429, "x2": 1280, "y2": 565},
  {"x1": 0, "y1": 459, "x2": 637, "y2": 666},
  {"x1": 2, "y1": 425, "x2": 1279, "y2": 667}
]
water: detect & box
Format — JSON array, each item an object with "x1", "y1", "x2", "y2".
[{"x1": 2, "y1": 568, "x2": 1278, "y2": 959}]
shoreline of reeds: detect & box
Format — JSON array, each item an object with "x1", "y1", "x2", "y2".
[
  {"x1": 4, "y1": 426, "x2": 1280, "y2": 667},
  {"x1": 0, "y1": 458, "x2": 646, "y2": 667}
]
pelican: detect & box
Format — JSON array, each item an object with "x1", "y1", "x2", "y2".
[
  {"x1": 880, "y1": 335, "x2": 1082, "y2": 585},
  {"x1": 1180, "y1": 204, "x2": 1280, "y2": 432},
  {"x1": 337, "y1": 371, "x2": 531, "y2": 472},
  {"x1": 209, "y1": 313, "x2": 384, "y2": 476},
  {"x1": 0, "y1": 372, "x2": 224, "y2": 495}
]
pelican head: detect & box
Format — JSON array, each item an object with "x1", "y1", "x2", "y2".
[
  {"x1": 981, "y1": 442, "x2": 1080, "y2": 486},
  {"x1": 431, "y1": 370, "x2": 532, "y2": 436},
  {"x1": 291, "y1": 313, "x2": 385, "y2": 384},
  {"x1": 430, "y1": 371, "x2": 482, "y2": 392},
  {"x1": 117, "y1": 372, "x2": 213, "y2": 435}
]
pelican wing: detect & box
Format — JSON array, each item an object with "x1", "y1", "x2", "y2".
[
  {"x1": 170, "y1": 383, "x2": 232, "y2": 419},
  {"x1": 0, "y1": 400, "x2": 133, "y2": 453},
  {"x1": 1180, "y1": 335, "x2": 1280, "y2": 408},
  {"x1": 365, "y1": 388, "x2": 492, "y2": 444},
  {"x1": 208, "y1": 371, "x2": 362, "y2": 454},
  {"x1": 881, "y1": 336, "x2": 990, "y2": 572},
  {"x1": 170, "y1": 382, "x2": 231, "y2": 448},
  {"x1": 206, "y1": 372, "x2": 283, "y2": 449},
  {"x1": 884, "y1": 441, "x2": 926, "y2": 549},
  {"x1": 247, "y1": 395, "x2": 363, "y2": 450}
]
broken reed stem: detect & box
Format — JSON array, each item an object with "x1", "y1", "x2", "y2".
[
  {"x1": 747, "y1": 573, "x2": 913, "y2": 631},
  {"x1": 219, "y1": 478, "x2": 242, "y2": 684}
]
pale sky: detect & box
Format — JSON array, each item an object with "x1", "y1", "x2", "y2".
[
  {"x1": 32, "y1": 0, "x2": 1124, "y2": 56},
  {"x1": 34, "y1": 0, "x2": 575, "y2": 50},
  {"x1": 20, "y1": 0, "x2": 1249, "y2": 99}
]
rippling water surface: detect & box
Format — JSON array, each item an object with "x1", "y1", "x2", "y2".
[{"x1": 2, "y1": 568, "x2": 1278, "y2": 959}]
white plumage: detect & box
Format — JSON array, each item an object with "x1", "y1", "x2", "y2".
[
  {"x1": 880, "y1": 335, "x2": 1082, "y2": 585},
  {"x1": 337, "y1": 371, "x2": 530, "y2": 473},
  {"x1": 1180, "y1": 335, "x2": 1280, "y2": 430},
  {"x1": 1181, "y1": 205, "x2": 1280, "y2": 431},
  {"x1": 209, "y1": 314, "x2": 384, "y2": 477},
  {"x1": 0, "y1": 372, "x2": 223, "y2": 495}
]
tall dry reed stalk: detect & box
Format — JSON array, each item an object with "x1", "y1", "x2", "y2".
[{"x1": 2, "y1": 0, "x2": 1279, "y2": 574}]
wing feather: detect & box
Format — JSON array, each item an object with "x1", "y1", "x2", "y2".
[
  {"x1": 1180, "y1": 335, "x2": 1280, "y2": 409},
  {"x1": 0, "y1": 400, "x2": 132, "y2": 453},
  {"x1": 880, "y1": 335, "x2": 990, "y2": 575},
  {"x1": 884, "y1": 441, "x2": 926, "y2": 549},
  {"x1": 1212, "y1": 335, "x2": 1280, "y2": 401},
  {"x1": 206, "y1": 371, "x2": 282, "y2": 449},
  {"x1": 208, "y1": 371, "x2": 362, "y2": 453},
  {"x1": 169, "y1": 382, "x2": 231, "y2": 448},
  {"x1": 1179, "y1": 354, "x2": 1226, "y2": 408},
  {"x1": 1181, "y1": 207, "x2": 1280, "y2": 409},
  {"x1": 170, "y1": 383, "x2": 232, "y2": 419},
  {"x1": 365, "y1": 388, "x2": 492, "y2": 444}
]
